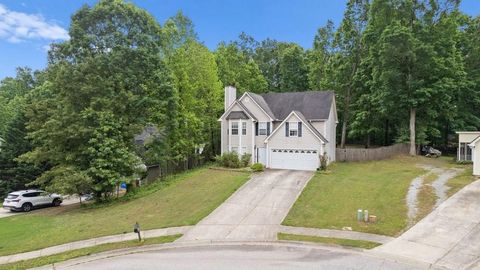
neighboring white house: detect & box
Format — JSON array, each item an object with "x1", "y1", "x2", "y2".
[
  {"x1": 456, "y1": 131, "x2": 480, "y2": 176},
  {"x1": 469, "y1": 136, "x2": 480, "y2": 176},
  {"x1": 219, "y1": 86, "x2": 337, "y2": 171}
]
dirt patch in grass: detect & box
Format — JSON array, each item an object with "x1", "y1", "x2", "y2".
[{"x1": 277, "y1": 233, "x2": 380, "y2": 249}]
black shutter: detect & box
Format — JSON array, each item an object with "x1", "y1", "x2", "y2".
[
  {"x1": 285, "y1": 122, "x2": 289, "y2": 137},
  {"x1": 298, "y1": 122, "x2": 302, "y2": 137},
  {"x1": 267, "y1": 122, "x2": 271, "y2": 135},
  {"x1": 255, "y1": 122, "x2": 258, "y2": 136}
]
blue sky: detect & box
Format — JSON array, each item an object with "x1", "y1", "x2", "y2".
[{"x1": 0, "y1": 0, "x2": 479, "y2": 79}]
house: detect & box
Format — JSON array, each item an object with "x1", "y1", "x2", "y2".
[
  {"x1": 456, "y1": 131, "x2": 480, "y2": 176},
  {"x1": 469, "y1": 136, "x2": 480, "y2": 176},
  {"x1": 219, "y1": 86, "x2": 337, "y2": 171},
  {"x1": 455, "y1": 131, "x2": 480, "y2": 162}
]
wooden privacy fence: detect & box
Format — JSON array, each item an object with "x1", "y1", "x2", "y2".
[
  {"x1": 144, "y1": 156, "x2": 205, "y2": 184},
  {"x1": 336, "y1": 143, "x2": 410, "y2": 162}
]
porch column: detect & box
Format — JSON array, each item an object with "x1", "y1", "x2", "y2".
[
  {"x1": 239, "y1": 119, "x2": 242, "y2": 155},
  {"x1": 228, "y1": 120, "x2": 232, "y2": 152},
  {"x1": 251, "y1": 121, "x2": 255, "y2": 164}
]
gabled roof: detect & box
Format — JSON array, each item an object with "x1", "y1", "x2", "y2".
[
  {"x1": 469, "y1": 135, "x2": 480, "y2": 147},
  {"x1": 226, "y1": 111, "x2": 249, "y2": 120},
  {"x1": 264, "y1": 111, "x2": 328, "y2": 144},
  {"x1": 294, "y1": 111, "x2": 329, "y2": 143},
  {"x1": 247, "y1": 92, "x2": 276, "y2": 119},
  {"x1": 246, "y1": 91, "x2": 334, "y2": 121},
  {"x1": 218, "y1": 100, "x2": 257, "y2": 121}
]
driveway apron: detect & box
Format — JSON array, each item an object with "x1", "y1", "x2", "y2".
[
  {"x1": 373, "y1": 180, "x2": 480, "y2": 269},
  {"x1": 179, "y1": 170, "x2": 314, "y2": 242}
]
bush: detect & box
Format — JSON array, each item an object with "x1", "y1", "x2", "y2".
[
  {"x1": 241, "y1": 153, "x2": 252, "y2": 167},
  {"x1": 251, "y1": 163, "x2": 264, "y2": 172},
  {"x1": 216, "y1": 152, "x2": 240, "y2": 168},
  {"x1": 320, "y1": 152, "x2": 328, "y2": 171}
]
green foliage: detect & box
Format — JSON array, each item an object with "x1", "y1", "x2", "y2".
[
  {"x1": 21, "y1": 0, "x2": 168, "y2": 200},
  {"x1": 215, "y1": 42, "x2": 267, "y2": 94},
  {"x1": 320, "y1": 152, "x2": 329, "y2": 171},
  {"x1": 241, "y1": 153, "x2": 252, "y2": 167},
  {"x1": 215, "y1": 152, "x2": 251, "y2": 168},
  {"x1": 215, "y1": 152, "x2": 241, "y2": 168},
  {"x1": 250, "y1": 163, "x2": 264, "y2": 172}
]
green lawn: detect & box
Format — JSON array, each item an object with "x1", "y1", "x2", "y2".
[
  {"x1": 277, "y1": 233, "x2": 380, "y2": 249},
  {"x1": 0, "y1": 235, "x2": 181, "y2": 270},
  {"x1": 283, "y1": 156, "x2": 430, "y2": 236},
  {"x1": 0, "y1": 168, "x2": 250, "y2": 256},
  {"x1": 283, "y1": 155, "x2": 474, "y2": 236}
]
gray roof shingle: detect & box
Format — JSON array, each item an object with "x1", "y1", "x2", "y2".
[
  {"x1": 256, "y1": 91, "x2": 334, "y2": 120},
  {"x1": 226, "y1": 111, "x2": 249, "y2": 120}
]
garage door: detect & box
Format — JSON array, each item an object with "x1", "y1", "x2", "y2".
[{"x1": 269, "y1": 149, "x2": 319, "y2": 171}]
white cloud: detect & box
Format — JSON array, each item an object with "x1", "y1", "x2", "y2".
[{"x1": 0, "y1": 4, "x2": 69, "y2": 43}]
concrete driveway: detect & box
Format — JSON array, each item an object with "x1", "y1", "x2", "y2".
[
  {"x1": 36, "y1": 242, "x2": 419, "y2": 270},
  {"x1": 179, "y1": 170, "x2": 314, "y2": 242},
  {"x1": 374, "y1": 180, "x2": 480, "y2": 269}
]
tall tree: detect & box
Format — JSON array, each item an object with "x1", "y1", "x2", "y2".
[
  {"x1": 278, "y1": 44, "x2": 309, "y2": 91},
  {"x1": 329, "y1": 0, "x2": 369, "y2": 148},
  {"x1": 215, "y1": 42, "x2": 268, "y2": 93},
  {"x1": 22, "y1": 0, "x2": 172, "y2": 199}
]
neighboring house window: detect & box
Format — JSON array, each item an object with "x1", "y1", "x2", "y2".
[
  {"x1": 231, "y1": 122, "x2": 239, "y2": 135},
  {"x1": 258, "y1": 122, "x2": 267, "y2": 135},
  {"x1": 289, "y1": 122, "x2": 298, "y2": 137},
  {"x1": 242, "y1": 122, "x2": 247, "y2": 135}
]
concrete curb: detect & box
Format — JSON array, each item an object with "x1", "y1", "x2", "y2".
[
  {"x1": 31, "y1": 241, "x2": 408, "y2": 270},
  {"x1": 278, "y1": 225, "x2": 395, "y2": 244},
  {"x1": 0, "y1": 226, "x2": 193, "y2": 265}
]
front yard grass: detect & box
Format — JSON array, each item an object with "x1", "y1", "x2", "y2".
[
  {"x1": 0, "y1": 168, "x2": 250, "y2": 256},
  {"x1": 283, "y1": 155, "x2": 475, "y2": 237},
  {"x1": 283, "y1": 156, "x2": 427, "y2": 236},
  {"x1": 277, "y1": 233, "x2": 380, "y2": 249},
  {"x1": 0, "y1": 234, "x2": 181, "y2": 270}
]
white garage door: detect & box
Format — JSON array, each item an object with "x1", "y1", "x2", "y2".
[{"x1": 270, "y1": 149, "x2": 319, "y2": 171}]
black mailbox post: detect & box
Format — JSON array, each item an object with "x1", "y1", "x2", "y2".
[{"x1": 134, "y1": 222, "x2": 141, "y2": 241}]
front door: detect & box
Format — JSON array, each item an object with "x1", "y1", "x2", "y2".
[{"x1": 257, "y1": 147, "x2": 267, "y2": 165}]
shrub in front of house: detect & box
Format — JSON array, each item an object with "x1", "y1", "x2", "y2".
[
  {"x1": 215, "y1": 152, "x2": 238, "y2": 168},
  {"x1": 216, "y1": 152, "x2": 252, "y2": 168},
  {"x1": 251, "y1": 163, "x2": 264, "y2": 172},
  {"x1": 241, "y1": 153, "x2": 251, "y2": 167},
  {"x1": 320, "y1": 152, "x2": 328, "y2": 171}
]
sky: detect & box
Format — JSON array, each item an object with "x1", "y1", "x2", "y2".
[{"x1": 0, "y1": 0, "x2": 479, "y2": 79}]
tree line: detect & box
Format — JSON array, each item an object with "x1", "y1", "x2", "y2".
[{"x1": 0, "y1": 0, "x2": 478, "y2": 199}]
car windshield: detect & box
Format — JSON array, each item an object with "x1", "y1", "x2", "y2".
[{"x1": 7, "y1": 194, "x2": 19, "y2": 199}]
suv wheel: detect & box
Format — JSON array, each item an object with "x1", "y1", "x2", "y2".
[
  {"x1": 22, "y1": 203, "x2": 33, "y2": 212},
  {"x1": 52, "y1": 198, "x2": 62, "y2": 206}
]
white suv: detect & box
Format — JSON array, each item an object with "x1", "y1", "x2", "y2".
[{"x1": 3, "y1": 190, "x2": 63, "y2": 212}]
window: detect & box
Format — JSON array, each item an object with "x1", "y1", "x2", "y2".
[
  {"x1": 258, "y1": 122, "x2": 267, "y2": 135},
  {"x1": 232, "y1": 147, "x2": 238, "y2": 153},
  {"x1": 289, "y1": 122, "x2": 298, "y2": 137},
  {"x1": 242, "y1": 122, "x2": 247, "y2": 135},
  {"x1": 23, "y1": 192, "x2": 40, "y2": 198},
  {"x1": 231, "y1": 122, "x2": 238, "y2": 135}
]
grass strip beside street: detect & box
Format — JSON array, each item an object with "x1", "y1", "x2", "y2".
[
  {"x1": 0, "y1": 168, "x2": 250, "y2": 256},
  {"x1": 0, "y1": 234, "x2": 181, "y2": 270},
  {"x1": 278, "y1": 233, "x2": 380, "y2": 249}
]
